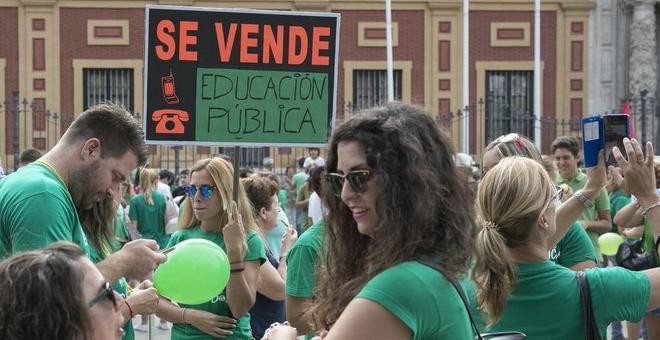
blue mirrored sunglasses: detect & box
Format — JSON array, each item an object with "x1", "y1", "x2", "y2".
[{"x1": 183, "y1": 184, "x2": 216, "y2": 199}]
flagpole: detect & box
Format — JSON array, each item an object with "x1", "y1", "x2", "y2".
[
  {"x1": 533, "y1": 0, "x2": 541, "y2": 149},
  {"x1": 462, "y1": 0, "x2": 469, "y2": 154},
  {"x1": 385, "y1": 0, "x2": 394, "y2": 102}
]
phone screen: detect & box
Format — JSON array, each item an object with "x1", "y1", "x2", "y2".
[{"x1": 603, "y1": 115, "x2": 629, "y2": 166}]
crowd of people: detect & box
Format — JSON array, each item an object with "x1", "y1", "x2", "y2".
[{"x1": 0, "y1": 101, "x2": 658, "y2": 340}]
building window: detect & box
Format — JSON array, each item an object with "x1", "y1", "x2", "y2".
[
  {"x1": 352, "y1": 69, "x2": 402, "y2": 111},
  {"x1": 485, "y1": 71, "x2": 534, "y2": 143},
  {"x1": 83, "y1": 68, "x2": 133, "y2": 111},
  {"x1": 218, "y1": 147, "x2": 270, "y2": 169}
]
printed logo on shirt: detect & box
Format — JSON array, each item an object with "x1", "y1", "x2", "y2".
[
  {"x1": 548, "y1": 248, "x2": 560, "y2": 261},
  {"x1": 211, "y1": 294, "x2": 227, "y2": 304}
]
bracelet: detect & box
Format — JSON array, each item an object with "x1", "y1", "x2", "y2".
[
  {"x1": 230, "y1": 267, "x2": 245, "y2": 273},
  {"x1": 574, "y1": 190, "x2": 594, "y2": 209},
  {"x1": 182, "y1": 308, "x2": 187, "y2": 323},
  {"x1": 641, "y1": 202, "x2": 660, "y2": 217},
  {"x1": 123, "y1": 300, "x2": 134, "y2": 319}
]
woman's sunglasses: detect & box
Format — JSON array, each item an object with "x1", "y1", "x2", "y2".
[
  {"x1": 325, "y1": 170, "x2": 372, "y2": 197},
  {"x1": 88, "y1": 281, "x2": 117, "y2": 308},
  {"x1": 553, "y1": 185, "x2": 564, "y2": 202},
  {"x1": 184, "y1": 184, "x2": 216, "y2": 199}
]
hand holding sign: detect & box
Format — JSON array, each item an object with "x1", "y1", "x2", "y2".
[{"x1": 223, "y1": 200, "x2": 248, "y2": 262}]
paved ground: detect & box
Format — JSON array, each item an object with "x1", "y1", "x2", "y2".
[
  {"x1": 132, "y1": 316, "x2": 171, "y2": 340},
  {"x1": 129, "y1": 316, "x2": 633, "y2": 340}
]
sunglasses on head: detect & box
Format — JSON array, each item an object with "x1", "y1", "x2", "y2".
[
  {"x1": 325, "y1": 170, "x2": 372, "y2": 197},
  {"x1": 184, "y1": 184, "x2": 216, "y2": 199},
  {"x1": 552, "y1": 185, "x2": 564, "y2": 202},
  {"x1": 88, "y1": 281, "x2": 117, "y2": 308}
]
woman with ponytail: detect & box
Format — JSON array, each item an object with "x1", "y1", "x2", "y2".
[
  {"x1": 467, "y1": 141, "x2": 660, "y2": 338},
  {"x1": 482, "y1": 133, "x2": 597, "y2": 271}
]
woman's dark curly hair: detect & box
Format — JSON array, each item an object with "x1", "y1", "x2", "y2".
[
  {"x1": 311, "y1": 102, "x2": 475, "y2": 329},
  {"x1": 0, "y1": 241, "x2": 93, "y2": 340}
]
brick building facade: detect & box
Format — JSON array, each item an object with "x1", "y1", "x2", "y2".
[{"x1": 0, "y1": 0, "x2": 595, "y2": 171}]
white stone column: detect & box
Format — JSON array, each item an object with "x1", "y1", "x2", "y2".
[{"x1": 627, "y1": 0, "x2": 657, "y2": 142}]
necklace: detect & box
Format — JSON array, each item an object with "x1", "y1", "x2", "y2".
[{"x1": 35, "y1": 160, "x2": 68, "y2": 189}]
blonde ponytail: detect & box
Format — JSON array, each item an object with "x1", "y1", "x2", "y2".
[
  {"x1": 139, "y1": 168, "x2": 159, "y2": 205},
  {"x1": 473, "y1": 157, "x2": 556, "y2": 326},
  {"x1": 474, "y1": 223, "x2": 517, "y2": 326}
]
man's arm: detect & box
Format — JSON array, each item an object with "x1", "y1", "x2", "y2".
[
  {"x1": 581, "y1": 210, "x2": 612, "y2": 234},
  {"x1": 96, "y1": 239, "x2": 166, "y2": 283},
  {"x1": 614, "y1": 201, "x2": 644, "y2": 228}
]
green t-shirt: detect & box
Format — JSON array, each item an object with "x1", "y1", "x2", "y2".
[
  {"x1": 292, "y1": 171, "x2": 307, "y2": 192},
  {"x1": 110, "y1": 205, "x2": 130, "y2": 253},
  {"x1": 609, "y1": 190, "x2": 632, "y2": 231},
  {"x1": 286, "y1": 220, "x2": 325, "y2": 298},
  {"x1": 85, "y1": 233, "x2": 134, "y2": 340},
  {"x1": 0, "y1": 162, "x2": 92, "y2": 258},
  {"x1": 296, "y1": 185, "x2": 310, "y2": 229},
  {"x1": 463, "y1": 261, "x2": 649, "y2": 338},
  {"x1": 278, "y1": 189, "x2": 288, "y2": 213},
  {"x1": 356, "y1": 261, "x2": 472, "y2": 339},
  {"x1": 128, "y1": 192, "x2": 170, "y2": 249},
  {"x1": 556, "y1": 170, "x2": 611, "y2": 258},
  {"x1": 549, "y1": 222, "x2": 597, "y2": 268},
  {"x1": 167, "y1": 226, "x2": 266, "y2": 340}
]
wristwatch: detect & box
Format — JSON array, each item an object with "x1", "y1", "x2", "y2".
[{"x1": 574, "y1": 190, "x2": 593, "y2": 209}]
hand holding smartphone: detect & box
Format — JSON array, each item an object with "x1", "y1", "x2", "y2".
[
  {"x1": 603, "y1": 115, "x2": 630, "y2": 167},
  {"x1": 581, "y1": 114, "x2": 630, "y2": 168}
]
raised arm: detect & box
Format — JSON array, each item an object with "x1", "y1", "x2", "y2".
[
  {"x1": 549, "y1": 152, "x2": 607, "y2": 248},
  {"x1": 613, "y1": 139, "x2": 658, "y2": 236}
]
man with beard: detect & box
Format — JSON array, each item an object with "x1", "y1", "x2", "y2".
[{"x1": 0, "y1": 103, "x2": 166, "y2": 283}]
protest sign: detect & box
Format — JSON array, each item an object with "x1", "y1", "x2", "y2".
[{"x1": 144, "y1": 5, "x2": 340, "y2": 146}]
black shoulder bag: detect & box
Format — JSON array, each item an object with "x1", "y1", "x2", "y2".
[
  {"x1": 615, "y1": 234, "x2": 660, "y2": 271},
  {"x1": 417, "y1": 259, "x2": 526, "y2": 340},
  {"x1": 576, "y1": 271, "x2": 601, "y2": 340}
]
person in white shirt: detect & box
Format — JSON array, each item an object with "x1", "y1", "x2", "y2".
[
  {"x1": 157, "y1": 169, "x2": 174, "y2": 200},
  {"x1": 303, "y1": 148, "x2": 325, "y2": 170},
  {"x1": 307, "y1": 166, "x2": 326, "y2": 224}
]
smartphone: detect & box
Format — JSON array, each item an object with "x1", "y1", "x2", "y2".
[
  {"x1": 161, "y1": 70, "x2": 180, "y2": 104},
  {"x1": 603, "y1": 114, "x2": 630, "y2": 167},
  {"x1": 581, "y1": 116, "x2": 603, "y2": 168}
]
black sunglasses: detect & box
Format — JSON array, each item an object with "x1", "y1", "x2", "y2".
[
  {"x1": 325, "y1": 170, "x2": 372, "y2": 197},
  {"x1": 88, "y1": 281, "x2": 117, "y2": 308}
]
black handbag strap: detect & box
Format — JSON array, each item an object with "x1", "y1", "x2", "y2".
[
  {"x1": 576, "y1": 271, "x2": 601, "y2": 340},
  {"x1": 417, "y1": 259, "x2": 483, "y2": 340}
]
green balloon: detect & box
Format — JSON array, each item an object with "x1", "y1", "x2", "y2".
[
  {"x1": 598, "y1": 232, "x2": 624, "y2": 256},
  {"x1": 154, "y1": 239, "x2": 230, "y2": 305}
]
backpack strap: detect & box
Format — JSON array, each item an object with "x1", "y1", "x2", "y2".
[
  {"x1": 417, "y1": 259, "x2": 483, "y2": 340},
  {"x1": 576, "y1": 271, "x2": 601, "y2": 340}
]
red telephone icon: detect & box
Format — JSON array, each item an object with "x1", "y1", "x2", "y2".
[{"x1": 152, "y1": 109, "x2": 188, "y2": 134}]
